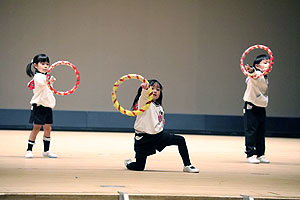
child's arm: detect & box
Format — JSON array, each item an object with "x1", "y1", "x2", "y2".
[
  {"x1": 34, "y1": 74, "x2": 56, "y2": 87},
  {"x1": 245, "y1": 64, "x2": 262, "y2": 79},
  {"x1": 138, "y1": 83, "x2": 150, "y2": 109},
  {"x1": 245, "y1": 64, "x2": 254, "y2": 73}
]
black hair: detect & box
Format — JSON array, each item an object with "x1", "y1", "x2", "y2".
[
  {"x1": 131, "y1": 79, "x2": 163, "y2": 110},
  {"x1": 253, "y1": 54, "x2": 270, "y2": 69},
  {"x1": 26, "y1": 54, "x2": 50, "y2": 77}
]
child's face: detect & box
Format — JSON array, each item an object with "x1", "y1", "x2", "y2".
[
  {"x1": 34, "y1": 62, "x2": 49, "y2": 73},
  {"x1": 151, "y1": 83, "x2": 161, "y2": 102},
  {"x1": 256, "y1": 59, "x2": 270, "y2": 72}
]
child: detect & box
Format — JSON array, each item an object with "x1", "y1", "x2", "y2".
[
  {"x1": 243, "y1": 54, "x2": 271, "y2": 164},
  {"x1": 25, "y1": 54, "x2": 57, "y2": 158},
  {"x1": 124, "y1": 79, "x2": 199, "y2": 173}
]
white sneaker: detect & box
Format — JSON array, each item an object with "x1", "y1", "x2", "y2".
[
  {"x1": 124, "y1": 158, "x2": 132, "y2": 167},
  {"x1": 183, "y1": 165, "x2": 199, "y2": 173},
  {"x1": 25, "y1": 151, "x2": 33, "y2": 158},
  {"x1": 257, "y1": 155, "x2": 270, "y2": 164},
  {"x1": 247, "y1": 155, "x2": 260, "y2": 164},
  {"x1": 43, "y1": 151, "x2": 58, "y2": 158}
]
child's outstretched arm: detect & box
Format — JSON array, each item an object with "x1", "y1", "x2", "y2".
[
  {"x1": 140, "y1": 83, "x2": 148, "y2": 90},
  {"x1": 245, "y1": 64, "x2": 254, "y2": 73},
  {"x1": 34, "y1": 75, "x2": 56, "y2": 88},
  {"x1": 245, "y1": 64, "x2": 264, "y2": 79},
  {"x1": 137, "y1": 83, "x2": 150, "y2": 109}
]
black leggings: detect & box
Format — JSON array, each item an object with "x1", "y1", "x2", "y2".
[
  {"x1": 244, "y1": 102, "x2": 266, "y2": 157},
  {"x1": 126, "y1": 135, "x2": 191, "y2": 171}
]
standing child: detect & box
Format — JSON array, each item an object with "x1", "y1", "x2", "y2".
[
  {"x1": 243, "y1": 54, "x2": 271, "y2": 164},
  {"x1": 124, "y1": 79, "x2": 199, "y2": 173},
  {"x1": 25, "y1": 54, "x2": 57, "y2": 158}
]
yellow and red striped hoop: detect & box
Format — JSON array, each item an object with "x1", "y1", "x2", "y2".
[
  {"x1": 112, "y1": 74, "x2": 153, "y2": 116},
  {"x1": 240, "y1": 44, "x2": 274, "y2": 79},
  {"x1": 46, "y1": 61, "x2": 80, "y2": 96}
]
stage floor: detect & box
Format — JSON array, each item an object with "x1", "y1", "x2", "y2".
[{"x1": 0, "y1": 130, "x2": 299, "y2": 199}]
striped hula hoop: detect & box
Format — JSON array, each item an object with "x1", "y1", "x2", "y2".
[
  {"x1": 240, "y1": 44, "x2": 274, "y2": 79},
  {"x1": 112, "y1": 74, "x2": 153, "y2": 116},
  {"x1": 46, "y1": 61, "x2": 80, "y2": 96}
]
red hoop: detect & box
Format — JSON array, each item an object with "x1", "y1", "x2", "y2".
[
  {"x1": 46, "y1": 61, "x2": 80, "y2": 96},
  {"x1": 240, "y1": 44, "x2": 274, "y2": 79}
]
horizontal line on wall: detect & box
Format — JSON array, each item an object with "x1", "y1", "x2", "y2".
[{"x1": 0, "y1": 109, "x2": 299, "y2": 138}]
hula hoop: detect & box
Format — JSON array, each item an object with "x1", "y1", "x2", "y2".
[
  {"x1": 112, "y1": 74, "x2": 153, "y2": 116},
  {"x1": 46, "y1": 60, "x2": 80, "y2": 96},
  {"x1": 240, "y1": 44, "x2": 274, "y2": 79}
]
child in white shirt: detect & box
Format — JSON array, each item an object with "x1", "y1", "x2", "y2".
[
  {"x1": 124, "y1": 79, "x2": 199, "y2": 173},
  {"x1": 25, "y1": 54, "x2": 57, "y2": 159}
]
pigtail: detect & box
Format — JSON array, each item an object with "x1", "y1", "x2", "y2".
[{"x1": 26, "y1": 61, "x2": 34, "y2": 77}]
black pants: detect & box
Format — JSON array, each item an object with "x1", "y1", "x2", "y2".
[
  {"x1": 244, "y1": 102, "x2": 266, "y2": 158},
  {"x1": 126, "y1": 134, "x2": 191, "y2": 171}
]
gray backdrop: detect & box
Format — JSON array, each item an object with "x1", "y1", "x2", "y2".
[{"x1": 1, "y1": 0, "x2": 299, "y2": 117}]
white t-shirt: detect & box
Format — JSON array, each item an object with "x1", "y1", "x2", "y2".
[
  {"x1": 134, "y1": 89, "x2": 164, "y2": 134},
  {"x1": 29, "y1": 72, "x2": 56, "y2": 108},
  {"x1": 243, "y1": 70, "x2": 268, "y2": 107}
]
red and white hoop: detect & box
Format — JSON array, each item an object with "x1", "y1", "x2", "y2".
[
  {"x1": 46, "y1": 61, "x2": 80, "y2": 96},
  {"x1": 240, "y1": 44, "x2": 274, "y2": 79}
]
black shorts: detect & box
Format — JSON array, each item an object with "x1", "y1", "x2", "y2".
[
  {"x1": 134, "y1": 131, "x2": 174, "y2": 158},
  {"x1": 29, "y1": 104, "x2": 53, "y2": 125}
]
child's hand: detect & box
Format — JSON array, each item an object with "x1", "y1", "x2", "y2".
[
  {"x1": 245, "y1": 64, "x2": 254, "y2": 73},
  {"x1": 50, "y1": 76, "x2": 56, "y2": 83},
  {"x1": 141, "y1": 83, "x2": 148, "y2": 90}
]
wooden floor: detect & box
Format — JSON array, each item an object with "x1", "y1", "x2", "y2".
[{"x1": 0, "y1": 130, "x2": 300, "y2": 200}]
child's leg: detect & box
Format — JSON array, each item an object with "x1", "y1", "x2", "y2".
[
  {"x1": 244, "y1": 105, "x2": 258, "y2": 158},
  {"x1": 126, "y1": 156, "x2": 147, "y2": 171},
  {"x1": 256, "y1": 110, "x2": 266, "y2": 157},
  {"x1": 27, "y1": 124, "x2": 41, "y2": 151},
  {"x1": 167, "y1": 135, "x2": 191, "y2": 166},
  {"x1": 42, "y1": 124, "x2": 57, "y2": 158},
  {"x1": 43, "y1": 124, "x2": 52, "y2": 152},
  {"x1": 256, "y1": 124, "x2": 265, "y2": 157}
]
